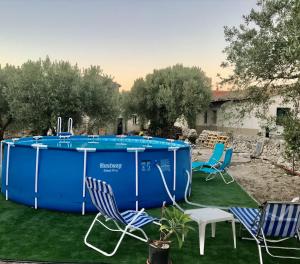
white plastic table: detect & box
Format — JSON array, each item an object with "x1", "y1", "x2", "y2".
[{"x1": 185, "y1": 208, "x2": 236, "y2": 255}]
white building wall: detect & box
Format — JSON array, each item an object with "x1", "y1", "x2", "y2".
[
  {"x1": 125, "y1": 115, "x2": 149, "y2": 133},
  {"x1": 126, "y1": 118, "x2": 140, "y2": 132},
  {"x1": 196, "y1": 96, "x2": 294, "y2": 136}
]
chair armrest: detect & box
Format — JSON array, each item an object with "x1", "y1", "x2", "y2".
[
  {"x1": 210, "y1": 162, "x2": 223, "y2": 169},
  {"x1": 211, "y1": 157, "x2": 222, "y2": 166},
  {"x1": 201, "y1": 160, "x2": 222, "y2": 170}
]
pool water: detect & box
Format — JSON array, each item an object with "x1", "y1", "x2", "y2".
[{"x1": 11, "y1": 136, "x2": 186, "y2": 150}]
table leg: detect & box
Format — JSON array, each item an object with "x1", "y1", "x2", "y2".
[
  {"x1": 211, "y1": 223, "x2": 216, "y2": 238},
  {"x1": 199, "y1": 223, "x2": 206, "y2": 255},
  {"x1": 232, "y1": 220, "x2": 236, "y2": 249}
]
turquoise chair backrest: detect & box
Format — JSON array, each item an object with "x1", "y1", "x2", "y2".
[
  {"x1": 208, "y1": 143, "x2": 225, "y2": 165},
  {"x1": 219, "y1": 148, "x2": 233, "y2": 170}
]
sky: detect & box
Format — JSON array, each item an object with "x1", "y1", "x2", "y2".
[{"x1": 0, "y1": 0, "x2": 258, "y2": 90}]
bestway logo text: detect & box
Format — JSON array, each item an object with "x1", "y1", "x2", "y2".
[{"x1": 99, "y1": 163, "x2": 123, "y2": 170}]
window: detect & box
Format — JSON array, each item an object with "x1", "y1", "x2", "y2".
[
  {"x1": 212, "y1": 110, "x2": 217, "y2": 124},
  {"x1": 204, "y1": 111, "x2": 208, "y2": 124},
  {"x1": 276, "y1": 108, "x2": 290, "y2": 125},
  {"x1": 132, "y1": 114, "x2": 137, "y2": 125}
]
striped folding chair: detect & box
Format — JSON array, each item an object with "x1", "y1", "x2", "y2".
[
  {"x1": 200, "y1": 148, "x2": 234, "y2": 184},
  {"x1": 230, "y1": 202, "x2": 300, "y2": 264},
  {"x1": 192, "y1": 143, "x2": 225, "y2": 172},
  {"x1": 84, "y1": 177, "x2": 158, "y2": 257}
]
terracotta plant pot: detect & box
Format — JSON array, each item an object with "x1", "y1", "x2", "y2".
[{"x1": 148, "y1": 241, "x2": 171, "y2": 264}]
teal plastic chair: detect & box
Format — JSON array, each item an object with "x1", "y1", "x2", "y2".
[
  {"x1": 192, "y1": 143, "x2": 225, "y2": 171},
  {"x1": 200, "y1": 148, "x2": 234, "y2": 184}
]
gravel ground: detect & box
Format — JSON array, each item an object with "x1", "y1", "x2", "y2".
[
  {"x1": 193, "y1": 146, "x2": 300, "y2": 203},
  {"x1": 229, "y1": 158, "x2": 300, "y2": 203}
]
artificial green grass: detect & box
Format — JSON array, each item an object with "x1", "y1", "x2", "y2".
[{"x1": 0, "y1": 173, "x2": 298, "y2": 264}]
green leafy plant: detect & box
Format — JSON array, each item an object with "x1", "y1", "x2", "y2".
[
  {"x1": 282, "y1": 113, "x2": 300, "y2": 174},
  {"x1": 157, "y1": 206, "x2": 194, "y2": 248}
]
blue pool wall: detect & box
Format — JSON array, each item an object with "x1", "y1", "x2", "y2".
[{"x1": 1, "y1": 136, "x2": 191, "y2": 213}]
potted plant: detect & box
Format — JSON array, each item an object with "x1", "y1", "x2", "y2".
[{"x1": 147, "y1": 206, "x2": 194, "y2": 264}]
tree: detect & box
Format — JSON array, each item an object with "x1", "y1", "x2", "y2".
[
  {"x1": 4, "y1": 58, "x2": 82, "y2": 134},
  {"x1": 222, "y1": 0, "x2": 300, "y2": 112},
  {"x1": 2, "y1": 57, "x2": 120, "y2": 136},
  {"x1": 121, "y1": 78, "x2": 148, "y2": 129},
  {"x1": 0, "y1": 65, "x2": 16, "y2": 139},
  {"x1": 80, "y1": 66, "x2": 120, "y2": 133},
  {"x1": 222, "y1": 0, "x2": 300, "y2": 170},
  {"x1": 123, "y1": 64, "x2": 212, "y2": 136},
  {"x1": 282, "y1": 114, "x2": 300, "y2": 174}
]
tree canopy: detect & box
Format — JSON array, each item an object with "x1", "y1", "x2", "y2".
[
  {"x1": 0, "y1": 65, "x2": 15, "y2": 139},
  {"x1": 222, "y1": 0, "x2": 300, "y2": 169},
  {"x1": 81, "y1": 66, "x2": 120, "y2": 131},
  {"x1": 123, "y1": 64, "x2": 212, "y2": 136},
  {"x1": 0, "y1": 57, "x2": 120, "y2": 137},
  {"x1": 222, "y1": 0, "x2": 300, "y2": 110}
]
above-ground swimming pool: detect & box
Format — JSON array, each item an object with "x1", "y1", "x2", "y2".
[{"x1": 1, "y1": 135, "x2": 191, "y2": 213}]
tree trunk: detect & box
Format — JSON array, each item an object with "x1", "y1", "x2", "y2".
[
  {"x1": 0, "y1": 129, "x2": 4, "y2": 141},
  {"x1": 0, "y1": 117, "x2": 13, "y2": 141},
  {"x1": 292, "y1": 152, "x2": 295, "y2": 175}
]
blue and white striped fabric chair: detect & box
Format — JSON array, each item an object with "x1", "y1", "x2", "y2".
[
  {"x1": 230, "y1": 202, "x2": 300, "y2": 264},
  {"x1": 84, "y1": 177, "x2": 157, "y2": 257}
]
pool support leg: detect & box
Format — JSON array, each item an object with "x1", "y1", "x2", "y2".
[
  {"x1": 135, "y1": 150, "x2": 138, "y2": 211},
  {"x1": 82, "y1": 150, "x2": 87, "y2": 215},
  {"x1": 127, "y1": 148, "x2": 145, "y2": 211},
  {"x1": 189, "y1": 146, "x2": 193, "y2": 196},
  {"x1": 168, "y1": 147, "x2": 179, "y2": 204},
  {"x1": 34, "y1": 147, "x2": 40, "y2": 209},
  {"x1": 77, "y1": 147, "x2": 96, "y2": 215},
  {"x1": 32, "y1": 143, "x2": 47, "y2": 209},
  {"x1": 0, "y1": 140, "x2": 3, "y2": 168},
  {"x1": 5, "y1": 142, "x2": 14, "y2": 200}
]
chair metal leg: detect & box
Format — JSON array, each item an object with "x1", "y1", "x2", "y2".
[
  {"x1": 205, "y1": 172, "x2": 216, "y2": 181},
  {"x1": 261, "y1": 231, "x2": 300, "y2": 261},
  {"x1": 84, "y1": 213, "x2": 126, "y2": 256},
  {"x1": 205, "y1": 170, "x2": 234, "y2": 184},
  {"x1": 84, "y1": 212, "x2": 149, "y2": 257},
  {"x1": 231, "y1": 220, "x2": 236, "y2": 249},
  {"x1": 220, "y1": 171, "x2": 234, "y2": 184},
  {"x1": 257, "y1": 244, "x2": 264, "y2": 264}
]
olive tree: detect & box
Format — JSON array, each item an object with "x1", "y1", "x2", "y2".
[
  {"x1": 4, "y1": 58, "x2": 82, "y2": 134},
  {"x1": 80, "y1": 66, "x2": 120, "y2": 132},
  {"x1": 0, "y1": 65, "x2": 16, "y2": 140},
  {"x1": 123, "y1": 64, "x2": 212, "y2": 136},
  {"x1": 2, "y1": 57, "x2": 120, "y2": 135},
  {"x1": 222, "y1": 0, "x2": 300, "y2": 169},
  {"x1": 222, "y1": 0, "x2": 300, "y2": 107}
]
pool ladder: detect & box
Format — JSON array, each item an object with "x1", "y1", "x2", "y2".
[{"x1": 57, "y1": 117, "x2": 73, "y2": 135}]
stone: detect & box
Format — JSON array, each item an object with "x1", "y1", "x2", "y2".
[
  {"x1": 174, "y1": 115, "x2": 189, "y2": 131},
  {"x1": 187, "y1": 129, "x2": 198, "y2": 143},
  {"x1": 194, "y1": 129, "x2": 299, "y2": 173}
]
